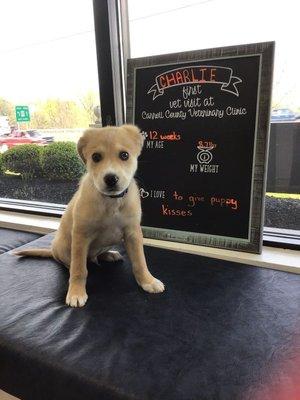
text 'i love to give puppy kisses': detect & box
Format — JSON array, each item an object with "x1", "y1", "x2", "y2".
[{"x1": 140, "y1": 189, "x2": 239, "y2": 217}]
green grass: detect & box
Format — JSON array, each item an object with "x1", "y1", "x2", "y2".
[{"x1": 266, "y1": 192, "x2": 300, "y2": 200}]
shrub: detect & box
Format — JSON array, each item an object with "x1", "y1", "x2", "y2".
[
  {"x1": 0, "y1": 153, "x2": 5, "y2": 175},
  {"x1": 41, "y1": 141, "x2": 85, "y2": 181},
  {"x1": 2, "y1": 145, "x2": 43, "y2": 179}
]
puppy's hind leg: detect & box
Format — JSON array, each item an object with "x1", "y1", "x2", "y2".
[
  {"x1": 90, "y1": 255, "x2": 100, "y2": 265},
  {"x1": 98, "y1": 250, "x2": 123, "y2": 262}
]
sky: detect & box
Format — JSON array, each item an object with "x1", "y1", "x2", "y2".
[
  {"x1": 0, "y1": 0, "x2": 299, "y2": 109},
  {"x1": 0, "y1": 0, "x2": 99, "y2": 103},
  {"x1": 128, "y1": 0, "x2": 300, "y2": 110}
]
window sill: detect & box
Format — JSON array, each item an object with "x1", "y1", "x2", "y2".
[
  {"x1": 0, "y1": 210, "x2": 298, "y2": 274},
  {"x1": 143, "y1": 238, "x2": 300, "y2": 274},
  {"x1": 0, "y1": 210, "x2": 59, "y2": 234}
]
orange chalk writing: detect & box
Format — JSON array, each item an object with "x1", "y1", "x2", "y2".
[
  {"x1": 149, "y1": 130, "x2": 181, "y2": 141},
  {"x1": 158, "y1": 67, "x2": 220, "y2": 89},
  {"x1": 187, "y1": 195, "x2": 205, "y2": 207},
  {"x1": 197, "y1": 140, "x2": 217, "y2": 150},
  {"x1": 159, "y1": 75, "x2": 166, "y2": 88},
  {"x1": 161, "y1": 204, "x2": 193, "y2": 217},
  {"x1": 173, "y1": 191, "x2": 183, "y2": 201},
  {"x1": 210, "y1": 197, "x2": 238, "y2": 210}
]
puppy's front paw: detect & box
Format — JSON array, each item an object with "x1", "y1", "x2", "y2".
[
  {"x1": 66, "y1": 287, "x2": 88, "y2": 307},
  {"x1": 141, "y1": 278, "x2": 165, "y2": 294}
]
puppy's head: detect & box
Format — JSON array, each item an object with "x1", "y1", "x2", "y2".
[{"x1": 77, "y1": 125, "x2": 144, "y2": 196}]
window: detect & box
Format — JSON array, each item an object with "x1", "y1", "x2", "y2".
[
  {"x1": 0, "y1": 0, "x2": 100, "y2": 207},
  {"x1": 127, "y1": 0, "x2": 300, "y2": 238},
  {"x1": 0, "y1": 0, "x2": 298, "y2": 246}
]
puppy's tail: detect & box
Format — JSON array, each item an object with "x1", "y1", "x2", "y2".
[{"x1": 14, "y1": 248, "x2": 53, "y2": 258}]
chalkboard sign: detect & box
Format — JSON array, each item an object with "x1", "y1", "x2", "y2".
[{"x1": 127, "y1": 42, "x2": 274, "y2": 253}]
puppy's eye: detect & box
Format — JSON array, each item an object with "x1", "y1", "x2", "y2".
[
  {"x1": 92, "y1": 153, "x2": 102, "y2": 163},
  {"x1": 119, "y1": 151, "x2": 129, "y2": 161}
]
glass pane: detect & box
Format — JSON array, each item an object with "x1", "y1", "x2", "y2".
[
  {"x1": 128, "y1": 0, "x2": 300, "y2": 233},
  {"x1": 0, "y1": 0, "x2": 100, "y2": 205}
]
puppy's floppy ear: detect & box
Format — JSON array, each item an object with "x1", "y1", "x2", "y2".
[
  {"x1": 120, "y1": 124, "x2": 144, "y2": 153},
  {"x1": 77, "y1": 134, "x2": 88, "y2": 163}
]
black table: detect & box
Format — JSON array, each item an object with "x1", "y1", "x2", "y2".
[{"x1": 0, "y1": 231, "x2": 299, "y2": 400}]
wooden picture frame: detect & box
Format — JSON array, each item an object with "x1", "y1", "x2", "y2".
[{"x1": 127, "y1": 42, "x2": 275, "y2": 253}]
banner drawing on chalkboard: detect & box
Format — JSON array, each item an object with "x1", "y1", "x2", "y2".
[{"x1": 147, "y1": 65, "x2": 242, "y2": 100}]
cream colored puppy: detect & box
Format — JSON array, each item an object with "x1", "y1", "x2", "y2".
[{"x1": 15, "y1": 125, "x2": 164, "y2": 307}]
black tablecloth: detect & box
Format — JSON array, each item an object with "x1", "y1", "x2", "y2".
[
  {"x1": 0, "y1": 233, "x2": 299, "y2": 400},
  {"x1": 0, "y1": 228, "x2": 40, "y2": 254}
]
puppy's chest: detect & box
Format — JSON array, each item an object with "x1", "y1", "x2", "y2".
[{"x1": 89, "y1": 206, "x2": 125, "y2": 244}]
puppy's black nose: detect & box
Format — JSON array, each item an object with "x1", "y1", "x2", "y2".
[{"x1": 104, "y1": 174, "x2": 119, "y2": 188}]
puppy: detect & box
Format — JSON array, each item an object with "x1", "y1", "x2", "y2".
[{"x1": 15, "y1": 125, "x2": 164, "y2": 307}]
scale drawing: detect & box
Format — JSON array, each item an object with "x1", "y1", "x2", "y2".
[{"x1": 196, "y1": 141, "x2": 216, "y2": 164}]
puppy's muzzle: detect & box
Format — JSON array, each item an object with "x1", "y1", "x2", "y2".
[{"x1": 104, "y1": 174, "x2": 119, "y2": 189}]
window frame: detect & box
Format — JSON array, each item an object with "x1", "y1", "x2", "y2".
[{"x1": 93, "y1": 0, "x2": 128, "y2": 126}]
